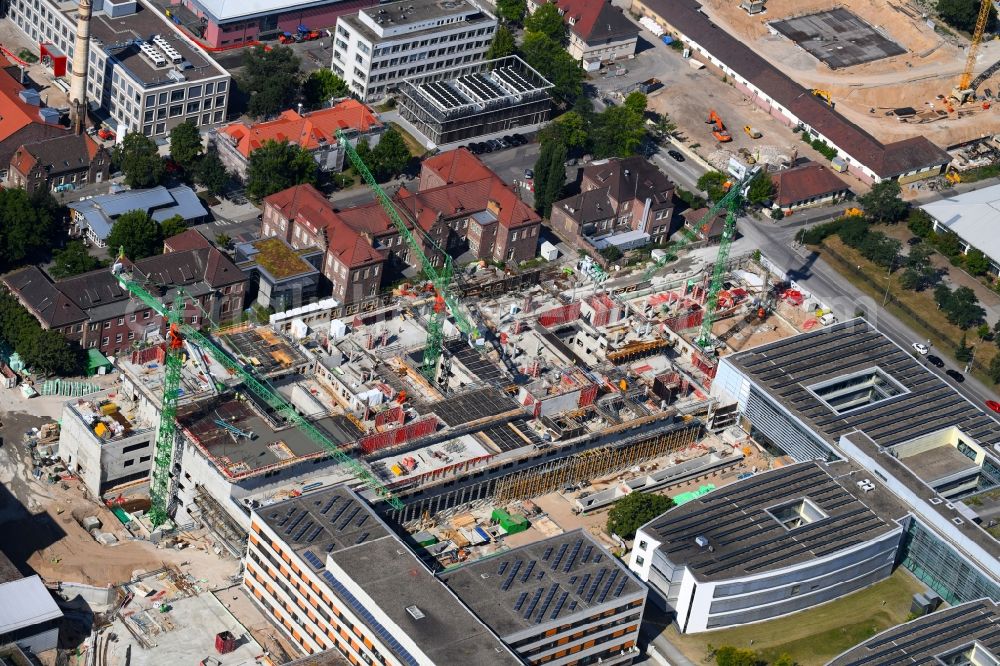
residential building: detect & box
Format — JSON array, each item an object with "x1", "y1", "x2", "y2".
[
  {"x1": 245, "y1": 485, "x2": 523, "y2": 664},
  {"x1": 2, "y1": 242, "x2": 246, "y2": 357},
  {"x1": 234, "y1": 236, "x2": 323, "y2": 310},
  {"x1": 69, "y1": 185, "x2": 209, "y2": 248},
  {"x1": 332, "y1": 0, "x2": 497, "y2": 101},
  {"x1": 8, "y1": 133, "x2": 111, "y2": 194},
  {"x1": 398, "y1": 56, "x2": 552, "y2": 146},
  {"x1": 260, "y1": 149, "x2": 540, "y2": 304},
  {"x1": 0, "y1": 57, "x2": 68, "y2": 180},
  {"x1": 442, "y1": 530, "x2": 647, "y2": 665},
  {"x1": 771, "y1": 161, "x2": 852, "y2": 212},
  {"x1": 551, "y1": 156, "x2": 675, "y2": 251},
  {"x1": 262, "y1": 184, "x2": 386, "y2": 305},
  {"x1": 0, "y1": 576, "x2": 63, "y2": 655},
  {"x1": 631, "y1": 0, "x2": 951, "y2": 184},
  {"x1": 828, "y1": 599, "x2": 999, "y2": 665},
  {"x1": 58, "y1": 387, "x2": 156, "y2": 495},
  {"x1": 527, "y1": 0, "x2": 638, "y2": 68},
  {"x1": 921, "y1": 183, "x2": 1000, "y2": 275},
  {"x1": 214, "y1": 100, "x2": 384, "y2": 180},
  {"x1": 710, "y1": 320, "x2": 1000, "y2": 606},
  {"x1": 7, "y1": 0, "x2": 231, "y2": 139},
  {"x1": 681, "y1": 207, "x2": 723, "y2": 242},
  {"x1": 164, "y1": 0, "x2": 378, "y2": 49},
  {"x1": 629, "y1": 461, "x2": 907, "y2": 632}
]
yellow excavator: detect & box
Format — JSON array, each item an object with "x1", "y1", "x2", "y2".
[{"x1": 811, "y1": 89, "x2": 834, "y2": 108}]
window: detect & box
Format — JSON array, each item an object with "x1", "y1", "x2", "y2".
[
  {"x1": 115, "y1": 333, "x2": 122, "y2": 343},
  {"x1": 155, "y1": 123, "x2": 165, "y2": 134},
  {"x1": 157, "y1": 108, "x2": 166, "y2": 120},
  {"x1": 188, "y1": 84, "x2": 203, "y2": 98},
  {"x1": 170, "y1": 89, "x2": 185, "y2": 102},
  {"x1": 187, "y1": 101, "x2": 200, "y2": 114},
  {"x1": 130, "y1": 314, "x2": 137, "y2": 322},
  {"x1": 158, "y1": 92, "x2": 168, "y2": 105},
  {"x1": 144, "y1": 110, "x2": 154, "y2": 122},
  {"x1": 169, "y1": 104, "x2": 182, "y2": 117},
  {"x1": 145, "y1": 96, "x2": 154, "y2": 108},
  {"x1": 123, "y1": 459, "x2": 135, "y2": 467},
  {"x1": 128, "y1": 332, "x2": 134, "y2": 340},
  {"x1": 636, "y1": 556, "x2": 644, "y2": 566},
  {"x1": 143, "y1": 311, "x2": 150, "y2": 320},
  {"x1": 217, "y1": 81, "x2": 227, "y2": 92},
  {"x1": 638, "y1": 540, "x2": 647, "y2": 551},
  {"x1": 205, "y1": 82, "x2": 214, "y2": 95},
  {"x1": 118, "y1": 317, "x2": 124, "y2": 325},
  {"x1": 215, "y1": 96, "x2": 226, "y2": 108},
  {"x1": 808, "y1": 368, "x2": 906, "y2": 415},
  {"x1": 102, "y1": 337, "x2": 109, "y2": 346}
]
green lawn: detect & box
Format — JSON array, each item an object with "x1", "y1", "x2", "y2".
[{"x1": 664, "y1": 569, "x2": 926, "y2": 666}]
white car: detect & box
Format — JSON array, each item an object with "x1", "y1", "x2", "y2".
[{"x1": 912, "y1": 342, "x2": 929, "y2": 355}]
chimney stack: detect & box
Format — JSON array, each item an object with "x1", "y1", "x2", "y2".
[{"x1": 69, "y1": 0, "x2": 93, "y2": 135}]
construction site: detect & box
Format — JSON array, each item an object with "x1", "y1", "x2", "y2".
[{"x1": 697, "y1": 0, "x2": 1000, "y2": 147}]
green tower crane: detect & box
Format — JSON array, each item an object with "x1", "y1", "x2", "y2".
[
  {"x1": 110, "y1": 254, "x2": 403, "y2": 523},
  {"x1": 336, "y1": 130, "x2": 478, "y2": 380}
]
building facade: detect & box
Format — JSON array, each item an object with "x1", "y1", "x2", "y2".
[
  {"x1": 9, "y1": 133, "x2": 111, "y2": 194},
  {"x1": 69, "y1": 185, "x2": 209, "y2": 248},
  {"x1": 397, "y1": 56, "x2": 552, "y2": 146},
  {"x1": 214, "y1": 100, "x2": 384, "y2": 180},
  {"x1": 7, "y1": 0, "x2": 231, "y2": 139},
  {"x1": 527, "y1": 0, "x2": 638, "y2": 68},
  {"x1": 332, "y1": 0, "x2": 497, "y2": 101},
  {"x1": 234, "y1": 237, "x2": 323, "y2": 311}
]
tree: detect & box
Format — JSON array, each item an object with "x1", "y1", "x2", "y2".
[
  {"x1": 592, "y1": 105, "x2": 646, "y2": 158},
  {"x1": 934, "y1": 283, "x2": 953, "y2": 310},
  {"x1": 302, "y1": 69, "x2": 350, "y2": 108},
  {"x1": 600, "y1": 246, "x2": 623, "y2": 262},
  {"x1": 524, "y1": 2, "x2": 566, "y2": 42},
  {"x1": 859, "y1": 232, "x2": 901, "y2": 270},
  {"x1": 624, "y1": 91, "x2": 647, "y2": 116},
  {"x1": 964, "y1": 248, "x2": 990, "y2": 275},
  {"x1": 169, "y1": 121, "x2": 203, "y2": 170},
  {"x1": 539, "y1": 111, "x2": 589, "y2": 150},
  {"x1": 106, "y1": 210, "x2": 164, "y2": 260},
  {"x1": 837, "y1": 215, "x2": 870, "y2": 248},
  {"x1": 988, "y1": 354, "x2": 1000, "y2": 383},
  {"x1": 714, "y1": 646, "x2": 760, "y2": 666},
  {"x1": 771, "y1": 655, "x2": 796, "y2": 666},
  {"x1": 541, "y1": 141, "x2": 567, "y2": 219},
  {"x1": 532, "y1": 140, "x2": 556, "y2": 217},
  {"x1": 943, "y1": 286, "x2": 986, "y2": 329},
  {"x1": 746, "y1": 173, "x2": 776, "y2": 205},
  {"x1": 486, "y1": 26, "x2": 517, "y2": 60},
  {"x1": 160, "y1": 214, "x2": 188, "y2": 239},
  {"x1": 606, "y1": 492, "x2": 675, "y2": 539},
  {"x1": 49, "y1": 241, "x2": 104, "y2": 279},
  {"x1": 859, "y1": 179, "x2": 908, "y2": 224},
  {"x1": 521, "y1": 32, "x2": 583, "y2": 105},
  {"x1": 245, "y1": 140, "x2": 319, "y2": 202},
  {"x1": 697, "y1": 171, "x2": 729, "y2": 202},
  {"x1": 955, "y1": 333, "x2": 973, "y2": 362},
  {"x1": 113, "y1": 131, "x2": 165, "y2": 189},
  {"x1": 496, "y1": 0, "x2": 526, "y2": 23},
  {"x1": 0, "y1": 189, "x2": 61, "y2": 272},
  {"x1": 937, "y1": 0, "x2": 997, "y2": 33},
  {"x1": 215, "y1": 233, "x2": 232, "y2": 248},
  {"x1": 934, "y1": 229, "x2": 963, "y2": 258},
  {"x1": 240, "y1": 45, "x2": 302, "y2": 118},
  {"x1": 0, "y1": 292, "x2": 83, "y2": 375},
  {"x1": 977, "y1": 323, "x2": 992, "y2": 342},
  {"x1": 907, "y1": 209, "x2": 934, "y2": 237},
  {"x1": 195, "y1": 150, "x2": 231, "y2": 195},
  {"x1": 371, "y1": 128, "x2": 412, "y2": 180}
]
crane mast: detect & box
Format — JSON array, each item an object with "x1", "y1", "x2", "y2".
[
  {"x1": 111, "y1": 253, "x2": 403, "y2": 520},
  {"x1": 957, "y1": 0, "x2": 993, "y2": 94}
]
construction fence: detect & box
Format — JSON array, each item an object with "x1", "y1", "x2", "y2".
[{"x1": 359, "y1": 416, "x2": 439, "y2": 455}]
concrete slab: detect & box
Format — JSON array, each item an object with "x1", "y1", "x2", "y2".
[{"x1": 771, "y1": 9, "x2": 906, "y2": 69}]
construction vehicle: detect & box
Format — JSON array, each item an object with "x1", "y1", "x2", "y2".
[
  {"x1": 945, "y1": 169, "x2": 961, "y2": 184},
  {"x1": 811, "y1": 89, "x2": 834, "y2": 107},
  {"x1": 694, "y1": 167, "x2": 761, "y2": 350},
  {"x1": 335, "y1": 129, "x2": 479, "y2": 380},
  {"x1": 843, "y1": 207, "x2": 864, "y2": 217},
  {"x1": 110, "y1": 251, "x2": 401, "y2": 524},
  {"x1": 952, "y1": 0, "x2": 993, "y2": 103},
  {"x1": 743, "y1": 125, "x2": 762, "y2": 139},
  {"x1": 706, "y1": 110, "x2": 732, "y2": 142}
]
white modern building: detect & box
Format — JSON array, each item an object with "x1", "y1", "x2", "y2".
[
  {"x1": 331, "y1": 0, "x2": 497, "y2": 101},
  {"x1": 0, "y1": 576, "x2": 63, "y2": 655},
  {"x1": 628, "y1": 461, "x2": 907, "y2": 633},
  {"x1": 7, "y1": 0, "x2": 231, "y2": 138},
  {"x1": 921, "y1": 184, "x2": 1000, "y2": 275}
]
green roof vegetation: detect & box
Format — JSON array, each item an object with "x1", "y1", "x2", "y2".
[{"x1": 252, "y1": 237, "x2": 314, "y2": 280}]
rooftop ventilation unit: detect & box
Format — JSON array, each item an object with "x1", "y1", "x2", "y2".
[
  {"x1": 153, "y1": 35, "x2": 183, "y2": 63},
  {"x1": 405, "y1": 605, "x2": 425, "y2": 620},
  {"x1": 694, "y1": 535, "x2": 709, "y2": 548},
  {"x1": 139, "y1": 41, "x2": 167, "y2": 67}
]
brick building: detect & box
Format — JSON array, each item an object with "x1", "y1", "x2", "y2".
[
  {"x1": 551, "y1": 156, "x2": 675, "y2": 250},
  {"x1": 261, "y1": 148, "x2": 540, "y2": 305},
  {"x1": 9, "y1": 133, "x2": 111, "y2": 195},
  {"x1": 3, "y1": 236, "x2": 245, "y2": 357}
]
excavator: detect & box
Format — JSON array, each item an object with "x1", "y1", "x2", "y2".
[
  {"x1": 811, "y1": 89, "x2": 834, "y2": 108},
  {"x1": 706, "y1": 110, "x2": 732, "y2": 142}
]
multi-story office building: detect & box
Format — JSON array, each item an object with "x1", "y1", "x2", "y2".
[
  {"x1": 331, "y1": 0, "x2": 497, "y2": 101},
  {"x1": 629, "y1": 461, "x2": 907, "y2": 633},
  {"x1": 442, "y1": 530, "x2": 647, "y2": 665},
  {"x1": 245, "y1": 485, "x2": 523, "y2": 664},
  {"x1": 7, "y1": 0, "x2": 231, "y2": 138}
]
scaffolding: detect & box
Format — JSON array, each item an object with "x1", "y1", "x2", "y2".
[{"x1": 492, "y1": 425, "x2": 699, "y2": 504}]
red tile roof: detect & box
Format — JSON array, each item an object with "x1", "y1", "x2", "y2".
[
  {"x1": 544, "y1": 0, "x2": 638, "y2": 43},
  {"x1": 163, "y1": 228, "x2": 212, "y2": 253},
  {"x1": 420, "y1": 147, "x2": 495, "y2": 187},
  {"x1": 220, "y1": 100, "x2": 382, "y2": 159},
  {"x1": 772, "y1": 162, "x2": 851, "y2": 207},
  {"x1": 0, "y1": 57, "x2": 57, "y2": 144}
]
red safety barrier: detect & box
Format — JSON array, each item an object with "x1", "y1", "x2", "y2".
[
  {"x1": 537, "y1": 301, "x2": 581, "y2": 328},
  {"x1": 375, "y1": 405, "x2": 404, "y2": 428},
  {"x1": 663, "y1": 310, "x2": 704, "y2": 331},
  {"x1": 578, "y1": 383, "x2": 598, "y2": 407},
  {"x1": 360, "y1": 416, "x2": 437, "y2": 454}
]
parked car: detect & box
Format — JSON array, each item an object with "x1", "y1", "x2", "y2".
[
  {"x1": 509, "y1": 133, "x2": 527, "y2": 145},
  {"x1": 911, "y1": 342, "x2": 929, "y2": 355},
  {"x1": 985, "y1": 400, "x2": 1000, "y2": 413},
  {"x1": 524, "y1": 168, "x2": 534, "y2": 179},
  {"x1": 667, "y1": 149, "x2": 685, "y2": 162},
  {"x1": 926, "y1": 354, "x2": 944, "y2": 367},
  {"x1": 945, "y1": 369, "x2": 965, "y2": 383}
]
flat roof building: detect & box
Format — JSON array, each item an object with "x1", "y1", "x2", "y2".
[
  {"x1": 333, "y1": 0, "x2": 497, "y2": 102},
  {"x1": 828, "y1": 599, "x2": 999, "y2": 666},
  {"x1": 921, "y1": 183, "x2": 1000, "y2": 275},
  {"x1": 442, "y1": 530, "x2": 646, "y2": 665},
  {"x1": 7, "y1": 0, "x2": 231, "y2": 138},
  {"x1": 246, "y1": 485, "x2": 523, "y2": 664},
  {"x1": 629, "y1": 461, "x2": 907, "y2": 633},
  {"x1": 398, "y1": 56, "x2": 552, "y2": 147},
  {"x1": 710, "y1": 319, "x2": 1000, "y2": 607},
  {"x1": 0, "y1": 576, "x2": 63, "y2": 655}
]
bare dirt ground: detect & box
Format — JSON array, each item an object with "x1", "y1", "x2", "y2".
[
  {"x1": 0, "y1": 408, "x2": 240, "y2": 588},
  {"x1": 697, "y1": 0, "x2": 1000, "y2": 145}
]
